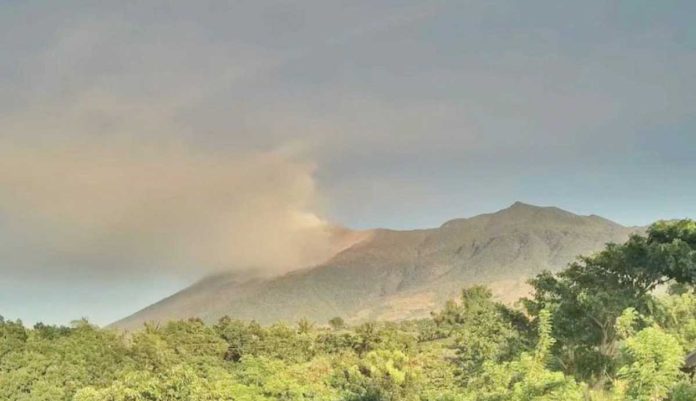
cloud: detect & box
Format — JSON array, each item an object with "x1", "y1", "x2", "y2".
[{"x1": 0, "y1": 138, "x2": 355, "y2": 280}]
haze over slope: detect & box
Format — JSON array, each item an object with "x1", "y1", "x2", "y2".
[{"x1": 114, "y1": 202, "x2": 637, "y2": 329}]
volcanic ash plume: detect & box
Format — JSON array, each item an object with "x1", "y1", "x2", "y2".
[{"x1": 0, "y1": 140, "x2": 354, "y2": 280}]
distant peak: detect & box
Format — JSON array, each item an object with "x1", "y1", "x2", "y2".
[
  {"x1": 497, "y1": 201, "x2": 574, "y2": 218},
  {"x1": 506, "y1": 201, "x2": 543, "y2": 210},
  {"x1": 510, "y1": 201, "x2": 533, "y2": 208}
]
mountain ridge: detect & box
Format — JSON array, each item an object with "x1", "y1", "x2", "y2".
[{"x1": 112, "y1": 202, "x2": 639, "y2": 330}]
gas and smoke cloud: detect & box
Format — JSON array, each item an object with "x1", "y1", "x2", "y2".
[{"x1": 0, "y1": 139, "x2": 352, "y2": 280}]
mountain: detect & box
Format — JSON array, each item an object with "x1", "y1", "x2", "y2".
[{"x1": 112, "y1": 202, "x2": 638, "y2": 329}]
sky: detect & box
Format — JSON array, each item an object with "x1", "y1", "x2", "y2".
[{"x1": 1, "y1": 1, "x2": 695, "y2": 326}]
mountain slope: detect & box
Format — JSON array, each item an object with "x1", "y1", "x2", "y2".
[{"x1": 113, "y1": 202, "x2": 638, "y2": 329}]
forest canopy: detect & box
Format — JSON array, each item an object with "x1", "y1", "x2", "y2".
[{"x1": 2, "y1": 220, "x2": 696, "y2": 401}]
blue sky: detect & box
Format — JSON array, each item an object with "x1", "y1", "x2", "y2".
[{"x1": 1, "y1": 1, "x2": 695, "y2": 325}]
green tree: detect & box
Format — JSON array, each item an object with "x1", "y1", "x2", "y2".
[
  {"x1": 298, "y1": 318, "x2": 315, "y2": 335},
  {"x1": 657, "y1": 292, "x2": 696, "y2": 350},
  {"x1": 669, "y1": 382, "x2": 696, "y2": 401},
  {"x1": 214, "y1": 317, "x2": 264, "y2": 362},
  {"x1": 433, "y1": 286, "x2": 526, "y2": 380},
  {"x1": 615, "y1": 326, "x2": 684, "y2": 401},
  {"x1": 257, "y1": 322, "x2": 316, "y2": 362},
  {"x1": 329, "y1": 317, "x2": 346, "y2": 331},
  {"x1": 524, "y1": 220, "x2": 696, "y2": 382},
  {"x1": 0, "y1": 316, "x2": 28, "y2": 358},
  {"x1": 334, "y1": 349, "x2": 421, "y2": 401},
  {"x1": 467, "y1": 310, "x2": 584, "y2": 401}
]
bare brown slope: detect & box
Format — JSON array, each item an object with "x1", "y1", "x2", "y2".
[{"x1": 112, "y1": 202, "x2": 638, "y2": 329}]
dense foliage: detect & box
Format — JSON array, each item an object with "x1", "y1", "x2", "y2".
[{"x1": 2, "y1": 220, "x2": 696, "y2": 400}]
